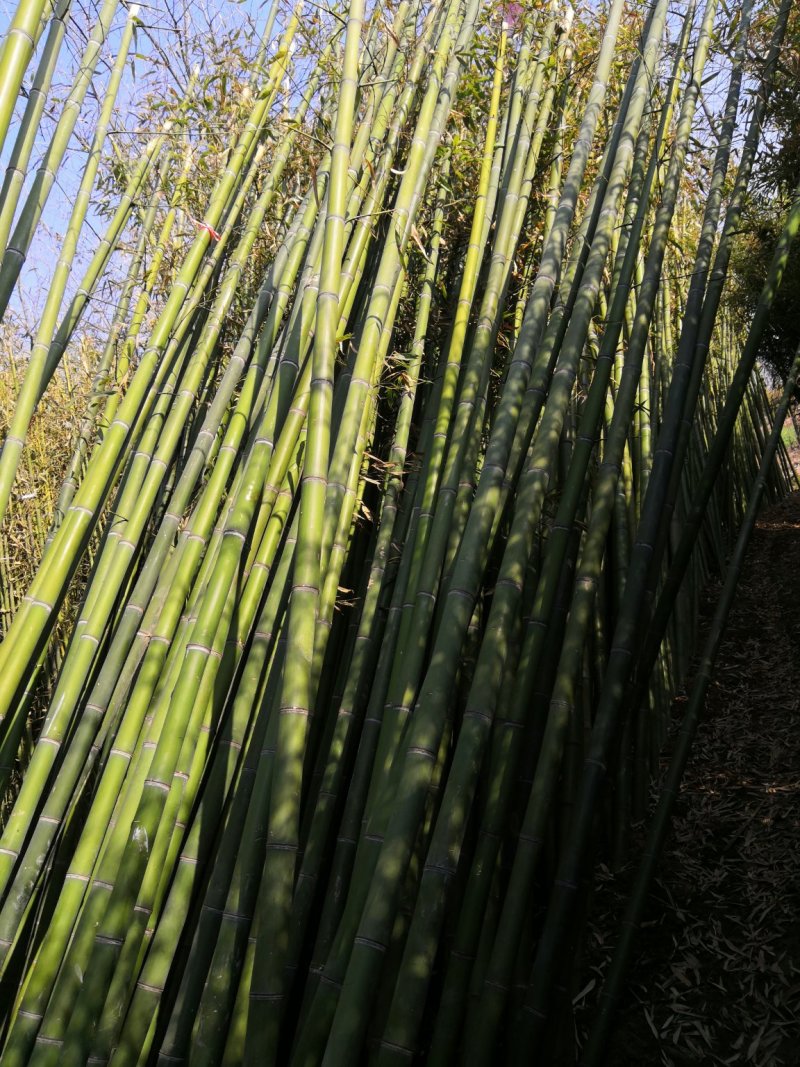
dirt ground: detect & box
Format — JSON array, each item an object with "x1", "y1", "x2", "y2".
[{"x1": 578, "y1": 487, "x2": 800, "y2": 1066}]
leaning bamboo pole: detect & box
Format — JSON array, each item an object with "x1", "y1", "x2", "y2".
[
  {"x1": 0, "y1": 0, "x2": 121, "y2": 325},
  {"x1": 0, "y1": 0, "x2": 794, "y2": 1062},
  {"x1": 583, "y1": 336, "x2": 800, "y2": 1065},
  {"x1": 0, "y1": 5, "x2": 139, "y2": 531},
  {"x1": 0, "y1": 0, "x2": 53, "y2": 160}
]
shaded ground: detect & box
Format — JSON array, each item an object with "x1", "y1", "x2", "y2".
[{"x1": 581, "y1": 490, "x2": 800, "y2": 1066}]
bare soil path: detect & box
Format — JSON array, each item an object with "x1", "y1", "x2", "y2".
[{"x1": 584, "y1": 491, "x2": 800, "y2": 1066}]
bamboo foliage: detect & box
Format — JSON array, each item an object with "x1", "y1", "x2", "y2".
[
  {"x1": 0, "y1": 0, "x2": 796, "y2": 1063},
  {"x1": 0, "y1": 4, "x2": 139, "y2": 530}
]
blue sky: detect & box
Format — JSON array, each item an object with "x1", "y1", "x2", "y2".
[
  {"x1": 0, "y1": 0, "x2": 762, "y2": 332},
  {"x1": 0, "y1": 0, "x2": 281, "y2": 328}
]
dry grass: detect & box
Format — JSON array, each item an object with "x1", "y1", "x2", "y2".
[
  {"x1": 0, "y1": 331, "x2": 98, "y2": 808},
  {"x1": 0, "y1": 333, "x2": 96, "y2": 634}
]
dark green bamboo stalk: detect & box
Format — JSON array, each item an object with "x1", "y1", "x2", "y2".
[
  {"x1": 247, "y1": 2, "x2": 365, "y2": 1058},
  {"x1": 522, "y1": 116, "x2": 800, "y2": 1064},
  {"x1": 582, "y1": 334, "x2": 800, "y2": 1065},
  {"x1": 626, "y1": 0, "x2": 795, "y2": 709}
]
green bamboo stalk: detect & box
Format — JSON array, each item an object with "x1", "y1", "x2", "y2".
[
  {"x1": 0, "y1": 5, "x2": 139, "y2": 532},
  {"x1": 286, "y1": 6, "x2": 492, "y2": 1059},
  {"x1": 288, "y1": 6, "x2": 631, "y2": 1058},
  {"x1": 627, "y1": 0, "x2": 795, "y2": 709},
  {"x1": 423, "y1": 7, "x2": 692, "y2": 1058},
  {"x1": 254, "y1": 0, "x2": 365, "y2": 1032},
  {"x1": 0, "y1": 15, "x2": 299, "y2": 738},
  {"x1": 522, "y1": 98, "x2": 800, "y2": 1065},
  {"x1": 359, "y1": 8, "x2": 563, "y2": 871},
  {"x1": 0, "y1": 0, "x2": 53, "y2": 160},
  {"x1": 18, "y1": 394, "x2": 306, "y2": 1059},
  {"x1": 0, "y1": 187, "x2": 310, "y2": 977},
  {"x1": 0, "y1": 37, "x2": 309, "y2": 1028},
  {"x1": 288, "y1": 156, "x2": 451, "y2": 1007},
  {"x1": 151, "y1": 528, "x2": 297, "y2": 1066},
  {"x1": 314, "y1": 1, "x2": 636, "y2": 1061},
  {"x1": 636, "y1": 173, "x2": 800, "y2": 711},
  {"x1": 582, "y1": 334, "x2": 800, "y2": 1065},
  {"x1": 0, "y1": 3, "x2": 791, "y2": 1062},
  {"x1": 0, "y1": 141, "x2": 288, "y2": 872},
  {"x1": 458, "y1": 1, "x2": 679, "y2": 1056},
  {"x1": 22, "y1": 198, "x2": 323, "y2": 1067},
  {"x1": 88, "y1": 460, "x2": 304, "y2": 1063},
  {"x1": 0, "y1": 0, "x2": 71, "y2": 256},
  {"x1": 316, "y1": 0, "x2": 484, "y2": 593},
  {"x1": 0, "y1": 0, "x2": 121, "y2": 324},
  {"x1": 47, "y1": 146, "x2": 189, "y2": 532}
]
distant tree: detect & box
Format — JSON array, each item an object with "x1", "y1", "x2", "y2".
[{"x1": 728, "y1": 3, "x2": 800, "y2": 390}]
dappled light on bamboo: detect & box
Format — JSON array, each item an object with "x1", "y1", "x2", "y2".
[{"x1": 0, "y1": 0, "x2": 797, "y2": 1063}]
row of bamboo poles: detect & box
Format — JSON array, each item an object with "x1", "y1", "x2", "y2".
[{"x1": 0, "y1": 0, "x2": 797, "y2": 1062}]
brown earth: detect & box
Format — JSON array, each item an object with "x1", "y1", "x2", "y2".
[{"x1": 578, "y1": 490, "x2": 800, "y2": 1066}]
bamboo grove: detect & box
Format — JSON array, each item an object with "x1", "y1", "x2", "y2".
[{"x1": 0, "y1": 0, "x2": 797, "y2": 1062}]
